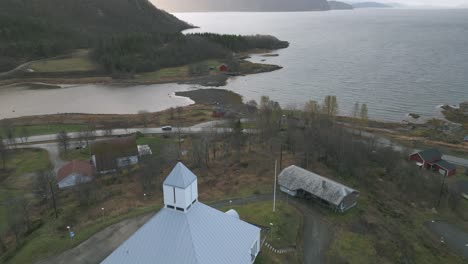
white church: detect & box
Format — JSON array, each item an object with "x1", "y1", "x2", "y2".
[{"x1": 102, "y1": 162, "x2": 261, "y2": 264}]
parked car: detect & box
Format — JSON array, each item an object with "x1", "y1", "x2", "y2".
[{"x1": 162, "y1": 126, "x2": 173, "y2": 131}]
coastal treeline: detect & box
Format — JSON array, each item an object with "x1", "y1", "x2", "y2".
[
  {"x1": 93, "y1": 33, "x2": 289, "y2": 74},
  {"x1": 190, "y1": 33, "x2": 290, "y2": 52}
]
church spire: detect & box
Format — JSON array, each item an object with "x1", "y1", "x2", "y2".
[{"x1": 163, "y1": 162, "x2": 198, "y2": 212}]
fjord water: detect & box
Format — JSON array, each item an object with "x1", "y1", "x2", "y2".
[
  {"x1": 1, "y1": 9, "x2": 467, "y2": 121},
  {"x1": 178, "y1": 9, "x2": 468, "y2": 121}
]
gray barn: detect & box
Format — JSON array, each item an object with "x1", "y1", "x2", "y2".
[{"x1": 278, "y1": 165, "x2": 359, "y2": 213}]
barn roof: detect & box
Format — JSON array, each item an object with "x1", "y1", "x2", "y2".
[
  {"x1": 91, "y1": 136, "x2": 138, "y2": 171},
  {"x1": 163, "y1": 162, "x2": 197, "y2": 188},
  {"x1": 414, "y1": 149, "x2": 442, "y2": 162},
  {"x1": 101, "y1": 202, "x2": 260, "y2": 264},
  {"x1": 278, "y1": 165, "x2": 358, "y2": 206},
  {"x1": 434, "y1": 160, "x2": 457, "y2": 171}
]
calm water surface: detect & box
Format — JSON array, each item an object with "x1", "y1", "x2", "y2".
[
  {"x1": 178, "y1": 9, "x2": 468, "y2": 121},
  {"x1": 1, "y1": 9, "x2": 467, "y2": 121},
  {"x1": 0, "y1": 84, "x2": 193, "y2": 119}
]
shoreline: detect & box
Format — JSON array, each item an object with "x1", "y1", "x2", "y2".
[{"x1": 0, "y1": 51, "x2": 283, "y2": 89}]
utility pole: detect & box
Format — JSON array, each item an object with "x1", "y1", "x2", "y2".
[
  {"x1": 273, "y1": 160, "x2": 277, "y2": 212},
  {"x1": 49, "y1": 180, "x2": 58, "y2": 219},
  {"x1": 437, "y1": 173, "x2": 447, "y2": 207}
]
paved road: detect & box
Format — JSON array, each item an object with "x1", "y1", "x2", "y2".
[
  {"x1": 426, "y1": 221, "x2": 468, "y2": 259},
  {"x1": 3, "y1": 120, "x2": 230, "y2": 146},
  {"x1": 34, "y1": 194, "x2": 331, "y2": 264},
  {"x1": 358, "y1": 130, "x2": 468, "y2": 167}
]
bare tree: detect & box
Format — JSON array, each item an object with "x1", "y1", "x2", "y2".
[
  {"x1": 79, "y1": 120, "x2": 97, "y2": 147},
  {"x1": 0, "y1": 136, "x2": 7, "y2": 170},
  {"x1": 352, "y1": 102, "x2": 360, "y2": 119},
  {"x1": 103, "y1": 127, "x2": 113, "y2": 137},
  {"x1": 2, "y1": 121, "x2": 16, "y2": 148},
  {"x1": 19, "y1": 126, "x2": 30, "y2": 143},
  {"x1": 57, "y1": 130, "x2": 71, "y2": 156},
  {"x1": 140, "y1": 156, "x2": 162, "y2": 193},
  {"x1": 34, "y1": 169, "x2": 59, "y2": 218},
  {"x1": 230, "y1": 119, "x2": 244, "y2": 163},
  {"x1": 321, "y1": 95, "x2": 339, "y2": 118},
  {"x1": 169, "y1": 107, "x2": 175, "y2": 120},
  {"x1": 138, "y1": 110, "x2": 151, "y2": 127},
  {"x1": 360, "y1": 103, "x2": 369, "y2": 123},
  {"x1": 75, "y1": 176, "x2": 95, "y2": 207}
]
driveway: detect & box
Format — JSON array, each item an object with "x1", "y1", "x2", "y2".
[
  {"x1": 17, "y1": 142, "x2": 66, "y2": 172},
  {"x1": 34, "y1": 194, "x2": 332, "y2": 264}
]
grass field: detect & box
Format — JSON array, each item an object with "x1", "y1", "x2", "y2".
[
  {"x1": 135, "y1": 59, "x2": 221, "y2": 82},
  {"x1": 29, "y1": 52, "x2": 98, "y2": 73},
  {"x1": 2, "y1": 124, "x2": 87, "y2": 138}
]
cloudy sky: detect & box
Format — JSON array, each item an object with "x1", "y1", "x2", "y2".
[{"x1": 376, "y1": 0, "x2": 468, "y2": 7}]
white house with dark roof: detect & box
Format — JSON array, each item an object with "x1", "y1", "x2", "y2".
[{"x1": 101, "y1": 162, "x2": 261, "y2": 264}]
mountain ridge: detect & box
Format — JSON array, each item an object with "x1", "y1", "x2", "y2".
[{"x1": 151, "y1": 0, "x2": 331, "y2": 12}]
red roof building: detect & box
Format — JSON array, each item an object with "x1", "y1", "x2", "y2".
[
  {"x1": 219, "y1": 64, "x2": 228, "y2": 72},
  {"x1": 57, "y1": 160, "x2": 95, "y2": 189},
  {"x1": 409, "y1": 149, "x2": 456, "y2": 177}
]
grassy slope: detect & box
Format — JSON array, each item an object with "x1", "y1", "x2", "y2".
[
  {"x1": 29, "y1": 52, "x2": 98, "y2": 73},
  {"x1": 0, "y1": 149, "x2": 51, "y2": 234},
  {"x1": 135, "y1": 59, "x2": 221, "y2": 82}
]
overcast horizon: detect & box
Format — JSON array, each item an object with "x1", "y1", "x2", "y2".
[
  {"x1": 364, "y1": 0, "x2": 468, "y2": 7},
  {"x1": 150, "y1": 0, "x2": 468, "y2": 8}
]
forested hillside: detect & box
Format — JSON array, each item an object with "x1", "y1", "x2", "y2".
[
  {"x1": 0, "y1": 0, "x2": 190, "y2": 71},
  {"x1": 93, "y1": 33, "x2": 289, "y2": 73}
]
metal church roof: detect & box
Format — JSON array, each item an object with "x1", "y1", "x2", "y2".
[
  {"x1": 101, "y1": 202, "x2": 260, "y2": 264},
  {"x1": 163, "y1": 162, "x2": 197, "y2": 188},
  {"x1": 278, "y1": 165, "x2": 358, "y2": 206}
]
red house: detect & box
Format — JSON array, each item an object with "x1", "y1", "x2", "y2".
[
  {"x1": 409, "y1": 149, "x2": 442, "y2": 168},
  {"x1": 409, "y1": 149, "x2": 457, "y2": 177},
  {"x1": 219, "y1": 64, "x2": 228, "y2": 72},
  {"x1": 432, "y1": 160, "x2": 457, "y2": 177}
]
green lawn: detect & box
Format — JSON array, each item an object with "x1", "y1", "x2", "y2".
[
  {"x1": 2, "y1": 124, "x2": 86, "y2": 138},
  {"x1": 29, "y1": 53, "x2": 98, "y2": 73},
  {"x1": 136, "y1": 65, "x2": 189, "y2": 81},
  {"x1": 222, "y1": 201, "x2": 301, "y2": 248},
  {"x1": 221, "y1": 201, "x2": 302, "y2": 264}
]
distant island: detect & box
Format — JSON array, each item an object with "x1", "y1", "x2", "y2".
[
  {"x1": 351, "y1": 2, "x2": 392, "y2": 8},
  {"x1": 328, "y1": 1, "x2": 354, "y2": 10},
  {"x1": 152, "y1": 0, "x2": 331, "y2": 12}
]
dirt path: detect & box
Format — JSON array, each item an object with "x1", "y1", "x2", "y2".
[
  {"x1": 35, "y1": 214, "x2": 153, "y2": 264},
  {"x1": 427, "y1": 221, "x2": 468, "y2": 259}
]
